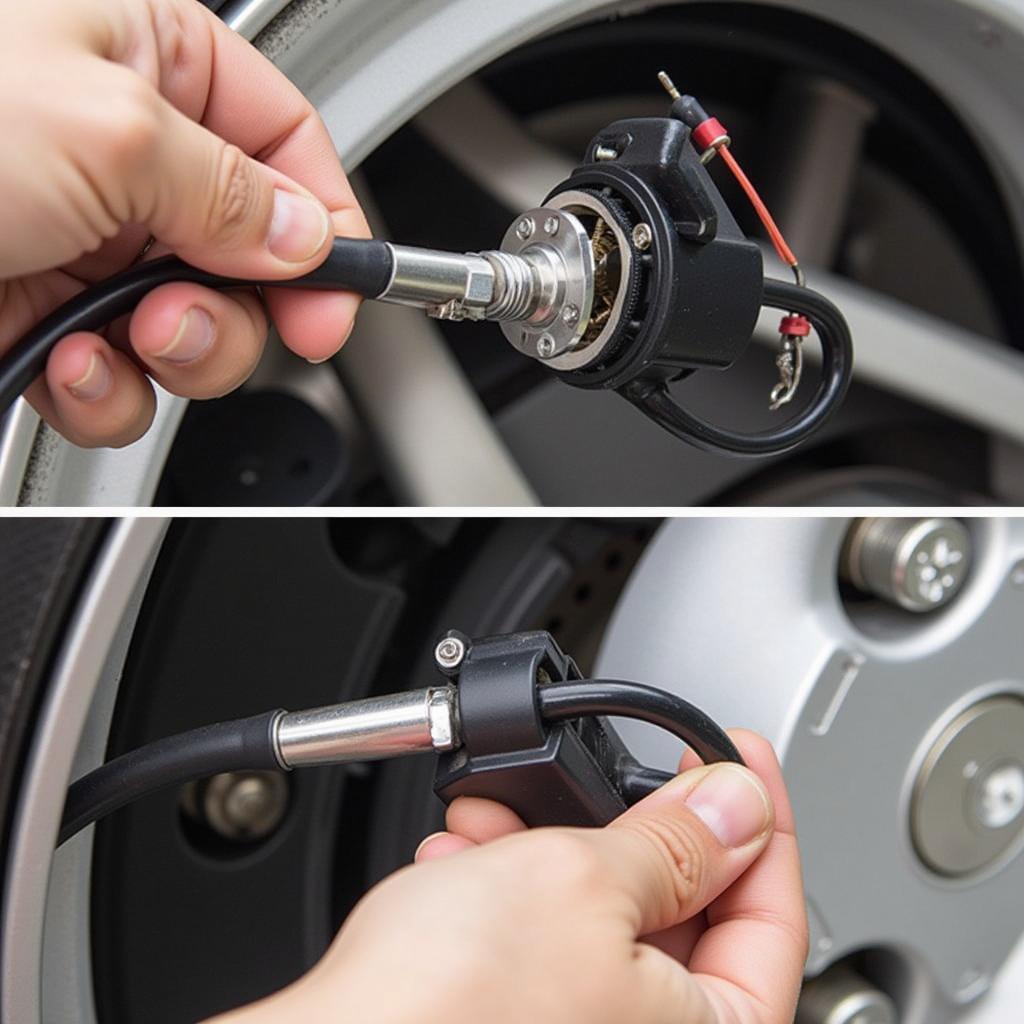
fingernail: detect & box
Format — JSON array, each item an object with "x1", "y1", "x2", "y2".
[
  {"x1": 414, "y1": 831, "x2": 448, "y2": 861},
  {"x1": 66, "y1": 352, "x2": 112, "y2": 402},
  {"x1": 155, "y1": 307, "x2": 216, "y2": 364},
  {"x1": 685, "y1": 765, "x2": 771, "y2": 848},
  {"x1": 268, "y1": 189, "x2": 330, "y2": 263}
]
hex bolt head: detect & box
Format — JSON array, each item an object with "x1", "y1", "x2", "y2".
[
  {"x1": 515, "y1": 217, "x2": 535, "y2": 241},
  {"x1": 561, "y1": 304, "x2": 580, "y2": 326},
  {"x1": 434, "y1": 636, "x2": 466, "y2": 670},
  {"x1": 632, "y1": 223, "x2": 653, "y2": 251},
  {"x1": 543, "y1": 215, "x2": 560, "y2": 236},
  {"x1": 536, "y1": 334, "x2": 557, "y2": 359},
  {"x1": 594, "y1": 144, "x2": 618, "y2": 161},
  {"x1": 842, "y1": 517, "x2": 971, "y2": 612}
]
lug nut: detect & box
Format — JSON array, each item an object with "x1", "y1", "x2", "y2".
[
  {"x1": 841, "y1": 517, "x2": 971, "y2": 612},
  {"x1": 184, "y1": 770, "x2": 289, "y2": 843},
  {"x1": 797, "y1": 965, "x2": 898, "y2": 1024}
]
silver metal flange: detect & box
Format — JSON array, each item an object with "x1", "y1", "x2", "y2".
[
  {"x1": 496, "y1": 205, "x2": 594, "y2": 361},
  {"x1": 540, "y1": 190, "x2": 635, "y2": 373}
]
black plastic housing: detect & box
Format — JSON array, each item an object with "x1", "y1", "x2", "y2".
[
  {"x1": 548, "y1": 117, "x2": 763, "y2": 390},
  {"x1": 433, "y1": 632, "x2": 631, "y2": 827}
]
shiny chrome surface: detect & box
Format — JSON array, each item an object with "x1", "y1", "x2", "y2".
[{"x1": 276, "y1": 686, "x2": 459, "y2": 767}]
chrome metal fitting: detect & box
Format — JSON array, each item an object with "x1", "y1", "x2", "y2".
[
  {"x1": 495, "y1": 205, "x2": 595, "y2": 360},
  {"x1": 380, "y1": 244, "x2": 498, "y2": 321},
  {"x1": 372, "y1": 209, "x2": 599, "y2": 363},
  {"x1": 274, "y1": 686, "x2": 460, "y2": 768},
  {"x1": 842, "y1": 517, "x2": 971, "y2": 612}
]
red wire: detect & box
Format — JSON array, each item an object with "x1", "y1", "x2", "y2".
[{"x1": 717, "y1": 145, "x2": 799, "y2": 270}]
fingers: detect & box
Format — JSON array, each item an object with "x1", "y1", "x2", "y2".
[
  {"x1": 413, "y1": 798, "x2": 528, "y2": 865},
  {"x1": 445, "y1": 797, "x2": 528, "y2": 845},
  {"x1": 29, "y1": 332, "x2": 156, "y2": 448},
  {"x1": 679, "y1": 733, "x2": 809, "y2": 1023},
  {"x1": 678, "y1": 729, "x2": 797, "y2": 835},
  {"x1": 128, "y1": 282, "x2": 267, "y2": 398},
  {"x1": 414, "y1": 832, "x2": 476, "y2": 863},
  {"x1": 591, "y1": 762, "x2": 774, "y2": 938}
]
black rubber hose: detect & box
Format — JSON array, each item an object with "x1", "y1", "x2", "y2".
[
  {"x1": 536, "y1": 679, "x2": 744, "y2": 766},
  {"x1": 619, "y1": 277, "x2": 853, "y2": 457},
  {"x1": 57, "y1": 709, "x2": 284, "y2": 846},
  {"x1": 0, "y1": 237, "x2": 394, "y2": 414}
]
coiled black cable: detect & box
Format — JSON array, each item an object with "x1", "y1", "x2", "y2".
[
  {"x1": 0, "y1": 237, "x2": 394, "y2": 414},
  {"x1": 58, "y1": 709, "x2": 284, "y2": 846},
  {"x1": 620, "y1": 277, "x2": 853, "y2": 457}
]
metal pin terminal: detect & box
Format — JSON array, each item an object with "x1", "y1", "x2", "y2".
[{"x1": 657, "y1": 71, "x2": 681, "y2": 101}]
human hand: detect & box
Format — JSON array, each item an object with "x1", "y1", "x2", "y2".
[
  {"x1": 0, "y1": 0, "x2": 367, "y2": 447},
  {"x1": 211, "y1": 730, "x2": 808, "y2": 1024}
]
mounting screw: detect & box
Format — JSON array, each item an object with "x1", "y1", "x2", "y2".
[
  {"x1": 536, "y1": 334, "x2": 557, "y2": 359},
  {"x1": 516, "y1": 217, "x2": 535, "y2": 241},
  {"x1": 594, "y1": 144, "x2": 618, "y2": 161},
  {"x1": 434, "y1": 636, "x2": 466, "y2": 670},
  {"x1": 632, "y1": 223, "x2": 653, "y2": 250},
  {"x1": 842, "y1": 517, "x2": 971, "y2": 612},
  {"x1": 561, "y1": 304, "x2": 580, "y2": 326},
  {"x1": 543, "y1": 215, "x2": 560, "y2": 236}
]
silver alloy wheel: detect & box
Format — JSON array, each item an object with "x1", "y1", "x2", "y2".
[
  {"x1": 597, "y1": 516, "x2": 1024, "y2": 1024},
  {"x1": 3, "y1": 0, "x2": 1024, "y2": 504},
  {"x1": 4, "y1": 517, "x2": 1024, "y2": 1022}
]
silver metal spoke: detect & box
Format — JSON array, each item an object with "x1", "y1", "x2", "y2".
[{"x1": 761, "y1": 75, "x2": 875, "y2": 266}]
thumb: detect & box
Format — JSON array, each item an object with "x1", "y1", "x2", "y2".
[
  {"x1": 110, "y1": 83, "x2": 333, "y2": 280},
  {"x1": 593, "y1": 763, "x2": 774, "y2": 937}
]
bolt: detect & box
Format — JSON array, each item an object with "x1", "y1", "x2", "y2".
[
  {"x1": 536, "y1": 334, "x2": 557, "y2": 359},
  {"x1": 434, "y1": 636, "x2": 466, "y2": 670},
  {"x1": 842, "y1": 517, "x2": 971, "y2": 612},
  {"x1": 796, "y1": 965, "x2": 897, "y2": 1024},
  {"x1": 632, "y1": 223, "x2": 653, "y2": 250},
  {"x1": 561, "y1": 304, "x2": 580, "y2": 326},
  {"x1": 515, "y1": 217, "x2": 535, "y2": 241},
  {"x1": 194, "y1": 770, "x2": 289, "y2": 842},
  {"x1": 594, "y1": 144, "x2": 618, "y2": 161},
  {"x1": 543, "y1": 215, "x2": 560, "y2": 236},
  {"x1": 973, "y1": 762, "x2": 1024, "y2": 830}
]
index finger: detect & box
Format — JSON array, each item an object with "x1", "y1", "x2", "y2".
[
  {"x1": 681, "y1": 731, "x2": 809, "y2": 1022},
  {"x1": 136, "y1": 1, "x2": 368, "y2": 360},
  {"x1": 194, "y1": 5, "x2": 370, "y2": 360}
]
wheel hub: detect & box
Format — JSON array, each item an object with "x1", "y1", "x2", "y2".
[{"x1": 597, "y1": 517, "x2": 1024, "y2": 1017}]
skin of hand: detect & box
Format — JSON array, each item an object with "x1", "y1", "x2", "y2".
[
  {"x1": 209, "y1": 730, "x2": 808, "y2": 1024},
  {"x1": 0, "y1": 0, "x2": 368, "y2": 448}
]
